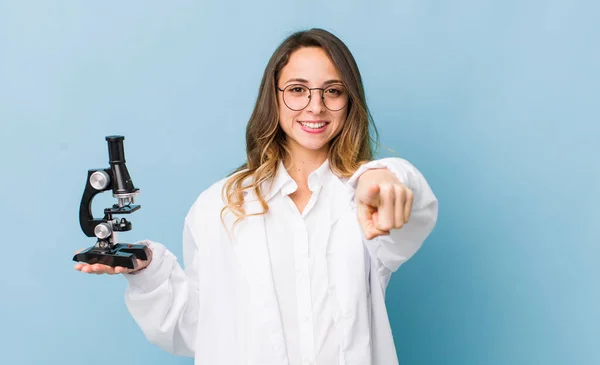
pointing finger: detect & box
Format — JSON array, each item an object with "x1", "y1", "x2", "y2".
[{"x1": 358, "y1": 183, "x2": 380, "y2": 206}]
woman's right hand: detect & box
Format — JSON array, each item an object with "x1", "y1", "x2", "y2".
[{"x1": 73, "y1": 249, "x2": 152, "y2": 275}]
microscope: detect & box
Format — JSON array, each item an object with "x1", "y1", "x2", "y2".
[{"x1": 73, "y1": 136, "x2": 150, "y2": 270}]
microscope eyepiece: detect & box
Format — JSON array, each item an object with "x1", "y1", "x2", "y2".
[
  {"x1": 106, "y1": 135, "x2": 126, "y2": 165},
  {"x1": 104, "y1": 135, "x2": 138, "y2": 196}
]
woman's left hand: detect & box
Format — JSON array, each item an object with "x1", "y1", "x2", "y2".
[{"x1": 355, "y1": 169, "x2": 414, "y2": 240}]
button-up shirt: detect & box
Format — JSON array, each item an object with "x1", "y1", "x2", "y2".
[
  {"x1": 264, "y1": 160, "x2": 340, "y2": 365},
  {"x1": 123, "y1": 157, "x2": 439, "y2": 365}
]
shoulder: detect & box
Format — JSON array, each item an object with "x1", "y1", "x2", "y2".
[
  {"x1": 184, "y1": 168, "x2": 251, "y2": 221},
  {"x1": 183, "y1": 176, "x2": 228, "y2": 222}
]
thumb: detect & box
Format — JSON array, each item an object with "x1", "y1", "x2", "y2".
[{"x1": 357, "y1": 203, "x2": 389, "y2": 240}]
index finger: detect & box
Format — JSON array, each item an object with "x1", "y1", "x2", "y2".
[{"x1": 357, "y1": 183, "x2": 380, "y2": 206}]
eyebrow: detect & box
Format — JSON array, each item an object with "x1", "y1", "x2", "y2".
[{"x1": 284, "y1": 78, "x2": 344, "y2": 86}]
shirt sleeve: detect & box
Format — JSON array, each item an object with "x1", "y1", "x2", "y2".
[
  {"x1": 121, "y1": 215, "x2": 200, "y2": 357},
  {"x1": 347, "y1": 157, "x2": 439, "y2": 277}
]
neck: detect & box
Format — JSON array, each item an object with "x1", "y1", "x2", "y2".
[{"x1": 284, "y1": 142, "x2": 329, "y2": 188}]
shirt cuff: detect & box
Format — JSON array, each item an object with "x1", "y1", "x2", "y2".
[{"x1": 347, "y1": 158, "x2": 411, "y2": 190}]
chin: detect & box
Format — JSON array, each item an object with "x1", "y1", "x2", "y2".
[{"x1": 296, "y1": 139, "x2": 330, "y2": 152}]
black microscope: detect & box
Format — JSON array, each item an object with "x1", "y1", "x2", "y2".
[{"x1": 73, "y1": 136, "x2": 150, "y2": 269}]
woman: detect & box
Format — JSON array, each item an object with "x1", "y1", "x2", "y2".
[{"x1": 75, "y1": 28, "x2": 438, "y2": 365}]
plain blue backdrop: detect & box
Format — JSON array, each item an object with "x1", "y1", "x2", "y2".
[{"x1": 0, "y1": 1, "x2": 598, "y2": 364}]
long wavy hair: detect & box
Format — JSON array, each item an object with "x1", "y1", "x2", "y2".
[{"x1": 221, "y1": 28, "x2": 379, "y2": 224}]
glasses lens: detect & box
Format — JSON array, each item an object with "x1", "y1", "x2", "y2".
[
  {"x1": 322, "y1": 85, "x2": 348, "y2": 111},
  {"x1": 283, "y1": 85, "x2": 310, "y2": 110}
]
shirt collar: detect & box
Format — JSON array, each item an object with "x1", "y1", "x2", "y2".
[
  {"x1": 308, "y1": 158, "x2": 333, "y2": 192},
  {"x1": 263, "y1": 159, "x2": 334, "y2": 201}
]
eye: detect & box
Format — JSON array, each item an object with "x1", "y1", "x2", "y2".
[
  {"x1": 325, "y1": 86, "x2": 344, "y2": 96},
  {"x1": 287, "y1": 85, "x2": 308, "y2": 94}
]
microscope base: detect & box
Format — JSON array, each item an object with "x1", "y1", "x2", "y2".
[{"x1": 73, "y1": 243, "x2": 150, "y2": 270}]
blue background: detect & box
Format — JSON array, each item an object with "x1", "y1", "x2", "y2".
[{"x1": 1, "y1": 1, "x2": 598, "y2": 364}]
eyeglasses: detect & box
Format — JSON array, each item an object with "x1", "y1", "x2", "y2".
[{"x1": 276, "y1": 84, "x2": 349, "y2": 111}]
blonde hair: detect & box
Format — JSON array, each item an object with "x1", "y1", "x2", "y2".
[{"x1": 221, "y1": 28, "x2": 379, "y2": 225}]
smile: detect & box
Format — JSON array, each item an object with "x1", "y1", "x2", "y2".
[{"x1": 298, "y1": 120, "x2": 329, "y2": 129}]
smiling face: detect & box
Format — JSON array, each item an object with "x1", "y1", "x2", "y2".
[{"x1": 276, "y1": 46, "x2": 349, "y2": 159}]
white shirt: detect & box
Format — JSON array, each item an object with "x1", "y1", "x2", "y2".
[
  {"x1": 122, "y1": 157, "x2": 439, "y2": 365},
  {"x1": 265, "y1": 160, "x2": 341, "y2": 365}
]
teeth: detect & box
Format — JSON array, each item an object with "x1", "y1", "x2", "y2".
[{"x1": 300, "y1": 122, "x2": 326, "y2": 129}]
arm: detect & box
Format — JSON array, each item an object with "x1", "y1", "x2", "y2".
[
  {"x1": 122, "y1": 215, "x2": 200, "y2": 357},
  {"x1": 348, "y1": 157, "x2": 438, "y2": 276}
]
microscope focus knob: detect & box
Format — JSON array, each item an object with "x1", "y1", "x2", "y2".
[
  {"x1": 94, "y1": 222, "x2": 113, "y2": 239},
  {"x1": 90, "y1": 171, "x2": 110, "y2": 191}
]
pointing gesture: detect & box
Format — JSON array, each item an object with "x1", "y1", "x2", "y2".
[{"x1": 355, "y1": 169, "x2": 414, "y2": 240}]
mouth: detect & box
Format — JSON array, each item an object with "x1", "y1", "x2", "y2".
[{"x1": 297, "y1": 120, "x2": 329, "y2": 133}]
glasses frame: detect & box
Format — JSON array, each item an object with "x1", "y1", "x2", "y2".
[{"x1": 276, "y1": 84, "x2": 350, "y2": 111}]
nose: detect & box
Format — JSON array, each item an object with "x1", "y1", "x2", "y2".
[{"x1": 306, "y1": 90, "x2": 325, "y2": 114}]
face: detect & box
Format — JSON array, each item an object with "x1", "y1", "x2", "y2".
[{"x1": 276, "y1": 47, "x2": 348, "y2": 158}]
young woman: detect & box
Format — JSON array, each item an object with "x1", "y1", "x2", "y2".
[{"x1": 75, "y1": 28, "x2": 438, "y2": 365}]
